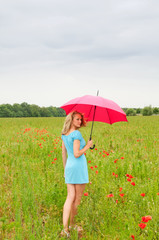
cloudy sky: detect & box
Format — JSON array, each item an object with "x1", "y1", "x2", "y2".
[{"x1": 0, "y1": 0, "x2": 159, "y2": 108}]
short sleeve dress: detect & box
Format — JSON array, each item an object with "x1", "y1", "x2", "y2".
[{"x1": 62, "y1": 130, "x2": 89, "y2": 184}]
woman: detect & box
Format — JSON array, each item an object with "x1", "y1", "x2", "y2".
[{"x1": 60, "y1": 111, "x2": 93, "y2": 238}]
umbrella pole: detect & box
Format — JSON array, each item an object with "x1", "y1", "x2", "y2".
[
  {"x1": 90, "y1": 90, "x2": 99, "y2": 141},
  {"x1": 90, "y1": 105, "x2": 96, "y2": 140}
]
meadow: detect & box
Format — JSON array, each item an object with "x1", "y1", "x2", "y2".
[{"x1": 0, "y1": 116, "x2": 159, "y2": 240}]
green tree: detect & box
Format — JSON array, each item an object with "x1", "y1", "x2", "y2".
[
  {"x1": 13, "y1": 103, "x2": 24, "y2": 117},
  {"x1": 136, "y1": 108, "x2": 141, "y2": 114},
  {"x1": 0, "y1": 104, "x2": 15, "y2": 117},
  {"x1": 153, "y1": 107, "x2": 159, "y2": 115},
  {"x1": 126, "y1": 108, "x2": 136, "y2": 116},
  {"x1": 30, "y1": 104, "x2": 41, "y2": 117},
  {"x1": 21, "y1": 102, "x2": 31, "y2": 117},
  {"x1": 40, "y1": 107, "x2": 52, "y2": 117},
  {"x1": 142, "y1": 106, "x2": 153, "y2": 116}
]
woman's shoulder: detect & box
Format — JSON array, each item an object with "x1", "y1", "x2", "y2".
[{"x1": 72, "y1": 130, "x2": 82, "y2": 139}]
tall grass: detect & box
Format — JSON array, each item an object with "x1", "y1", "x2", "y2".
[{"x1": 0, "y1": 116, "x2": 159, "y2": 239}]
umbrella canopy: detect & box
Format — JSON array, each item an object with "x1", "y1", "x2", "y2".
[{"x1": 61, "y1": 95, "x2": 127, "y2": 124}]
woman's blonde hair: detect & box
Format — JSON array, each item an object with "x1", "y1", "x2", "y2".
[{"x1": 61, "y1": 111, "x2": 87, "y2": 135}]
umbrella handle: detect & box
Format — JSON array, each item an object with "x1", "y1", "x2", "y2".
[
  {"x1": 90, "y1": 144, "x2": 95, "y2": 150},
  {"x1": 89, "y1": 136, "x2": 95, "y2": 149}
]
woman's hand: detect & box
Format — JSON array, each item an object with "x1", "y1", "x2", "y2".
[{"x1": 86, "y1": 139, "x2": 93, "y2": 149}]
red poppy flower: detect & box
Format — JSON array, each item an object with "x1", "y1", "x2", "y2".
[
  {"x1": 54, "y1": 158, "x2": 57, "y2": 160},
  {"x1": 142, "y1": 216, "x2": 152, "y2": 222},
  {"x1": 129, "y1": 175, "x2": 134, "y2": 178},
  {"x1": 131, "y1": 235, "x2": 135, "y2": 240},
  {"x1": 119, "y1": 193, "x2": 124, "y2": 197},
  {"x1": 121, "y1": 157, "x2": 124, "y2": 159},
  {"x1": 157, "y1": 193, "x2": 159, "y2": 195},
  {"x1": 95, "y1": 165, "x2": 97, "y2": 168},
  {"x1": 126, "y1": 174, "x2": 129, "y2": 177},
  {"x1": 52, "y1": 161, "x2": 55, "y2": 164},
  {"x1": 106, "y1": 194, "x2": 114, "y2": 198},
  {"x1": 112, "y1": 172, "x2": 115, "y2": 176},
  {"x1": 127, "y1": 178, "x2": 131, "y2": 182},
  {"x1": 88, "y1": 161, "x2": 91, "y2": 163},
  {"x1": 119, "y1": 187, "x2": 122, "y2": 192},
  {"x1": 103, "y1": 155, "x2": 106, "y2": 157},
  {"x1": 141, "y1": 193, "x2": 145, "y2": 197},
  {"x1": 95, "y1": 148, "x2": 97, "y2": 150},
  {"x1": 138, "y1": 223, "x2": 146, "y2": 229},
  {"x1": 115, "y1": 174, "x2": 118, "y2": 178},
  {"x1": 131, "y1": 182, "x2": 135, "y2": 186},
  {"x1": 84, "y1": 192, "x2": 88, "y2": 196},
  {"x1": 116, "y1": 199, "x2": 118, "y2": 203},
  {"x1": 99, "y1": 152, "x2": 101, "y2": 154},
  {"x1": 96, "y1": 170, "x2": 98, "y2": 174}
]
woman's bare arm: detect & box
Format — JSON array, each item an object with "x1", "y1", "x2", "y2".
[
  {"x1": 73, "y1": 139, "x2": 93, "y2": 158},
  {"x1": 62, "y1": 141, "x2": 67, "y2": 169}
]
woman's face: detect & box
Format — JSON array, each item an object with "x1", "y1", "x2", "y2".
[{"x1": 72, "y1": 114, "x2": 82, "y2": 129}]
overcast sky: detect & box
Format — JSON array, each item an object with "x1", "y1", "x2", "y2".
[{"x1": 0, "y1": 0, "x2": 159, "y2": 108}]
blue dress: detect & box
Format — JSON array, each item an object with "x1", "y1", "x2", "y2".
[{"x1": 62, "y1": 130, "x2": 89, "y2": 184}]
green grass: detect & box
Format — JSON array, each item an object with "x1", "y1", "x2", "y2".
[{"x1": 0, "y1": 116, "x2": 159, "y2": 239}]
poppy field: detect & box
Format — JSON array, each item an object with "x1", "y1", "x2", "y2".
[{"x1": 0, "y1": 116, "x2": 159, "y2": 239}]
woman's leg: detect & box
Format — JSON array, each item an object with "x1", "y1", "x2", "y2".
[
  {"x1": 70, "y1": 184, "x2": 86, "y2": 226},
  {"x1": 63, "y1": 184, "x2": 75, "y2": 231}
]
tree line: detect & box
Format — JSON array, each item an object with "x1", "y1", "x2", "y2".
[
  {"x1": 0, "y1": 103, "x2": 158, "y2": 118},
  {"x1": 123, "y1": 106, "x2": 159, "y2": 116},
  {"x1": 0, "y1": 102, "x2": 66, "y2": 118}
]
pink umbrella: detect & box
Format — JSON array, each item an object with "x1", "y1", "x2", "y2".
[{"x1": 60, "y1": 93, "x2": 127, "y2": 148}]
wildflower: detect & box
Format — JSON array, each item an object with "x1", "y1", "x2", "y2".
[
  {"x1": 126, "y1": 174, "x2": 129, "y2": 177},
  {"x1": 116, "y1": 199, "x2": 118, "y2": 203},
  {"x1": 106, "y1": 194, "x2": 114, "y2": 198},
  {"x1": 140, "y1": 193, "x2": 145, "y2": 197},
  {"x1": 95, "y1": 165, "x2": 97, "y2": 168},
  {"x1": 138, "y1": 223, "x2": 146, "y2": 229},
  {"x1": 119, "y1": 194, "x2": 124, "y2": 197},
  {"x1": 119, "y1": 187, "x2": 122, "y2": 192},
  {"x1": 96, "y1": 170, "x2": 98, "y2": 174},
  {"x1": 88, "y1": 161, "x2": 91, "y2": 163},
  {"x1": 127, "y1": 178, "x2": 131, "y2": 182},
  {"x1": 103, "y1": 155, "x2": 106, "y2": 157},
  {"x1": 112, "y1": 172, "x2": 115, "y2": 176},
  {"x1": 142, "y1": 216, "x2": 152, "y2": 222},
  {"x1": 115, "y1": 174, "x2": 118, "y2": 178},
  {"x1": 121, "y1": 157, "x2": 124, "y2": 159},
  {"x1": 129, "y1": 175, "x2": 134, "y2": 178},
  {"x1": 131, "y1": 235, "x2": 135, "y2": 240},
  {"x1": 84, "y1": 192, "x2": 88, "y2": 196},
  {"x1": 131, "y1": 182, "x2": 135, "y2": 186},
  {"x1": 95, "y1": 148, "x2": 97, "y2": 150}
]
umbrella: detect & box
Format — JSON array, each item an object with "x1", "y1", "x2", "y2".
[{"x1": 60, "y1": 91, "x2": 128, "y2": 149}]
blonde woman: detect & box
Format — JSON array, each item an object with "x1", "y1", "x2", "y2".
[{"x1": 60, "y1": 111, "x2": 93, "y2": 238}]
